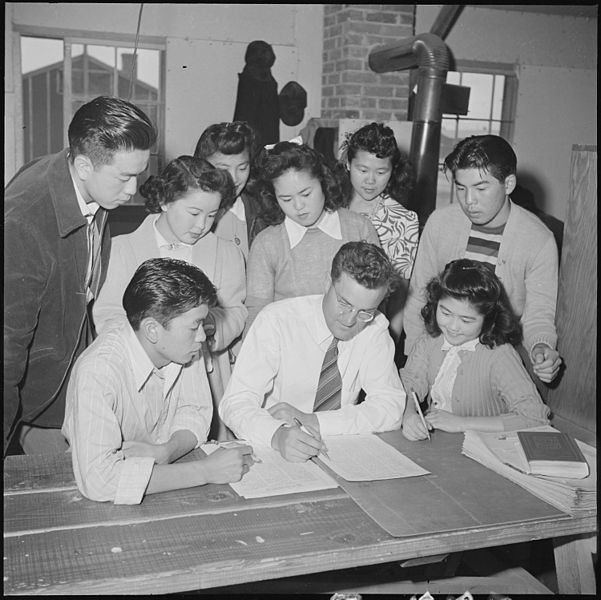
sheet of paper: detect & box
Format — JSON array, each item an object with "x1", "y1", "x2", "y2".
[
  {"x1": 202, "y1": 443, "x2": 338, "y2": 499},
  {"x1": 318, "y1": 434, "x2": 429, "y2": 481}
]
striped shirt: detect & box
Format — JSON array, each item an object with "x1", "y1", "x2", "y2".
[
  {"x1": 464, "y1": 222, "x2": 506, "y2": 267},
  {"x1": 62, "y1": 320, "x2": 213, "y2": 504}
]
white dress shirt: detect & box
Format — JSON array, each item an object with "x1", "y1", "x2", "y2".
[
  {"x1": 62, "y1": 320, "x2": 213, "y2": 504},
  {"x1": 219, "y1": 294, "x2": 406, "y2": 447}
]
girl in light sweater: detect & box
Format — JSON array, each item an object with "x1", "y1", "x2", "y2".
[
  {"x1": 400, "y1": 259, "x2": 550, "y2": 441},
  {"x1": 245, "y1": 141, "x2": 379, "y2": 331}
]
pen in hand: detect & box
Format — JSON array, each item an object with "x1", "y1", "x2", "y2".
[
  {"x1": 411, "y1": 389, "x2": 431, "y2": 441},
  {"x1": 293, "y1": 417, "x2": 331, "y2": 460}
]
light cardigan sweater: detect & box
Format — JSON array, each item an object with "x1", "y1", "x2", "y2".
[
  {"x1": 403, "y1": 201, "x2": 559, "y2": 356},
  {"x1": 93, "y1": 214, "x2": 247, "y2": 408},
  {"x1": 400, "y1": 333, "x2": 550, "y2": 431},
  {"x1": 245, "y1": 207, "x2": 380, "y2": 330}
]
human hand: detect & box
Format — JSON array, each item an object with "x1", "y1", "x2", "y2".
[
  {"x1": 425, "y1": 408, "x2": 466, "y2": 433},
  {"x1": 531, "y1": 344, "x2": 561, "y2": 383},
  {"x1": 268, "y1": 402, "x2": 322, "y2": 436},
  {"x1": 271, "y1": 424, "x2": 322, "y2": 462},
  {"x1": 122, "y1": 440, "x2": 170, "y2": 464},
  {"x1": 201, "y1": 445, "x2": 254, "y2": 484},
  {"x1": 401, "y1": 412, "x2": 431, "y2": 441}
]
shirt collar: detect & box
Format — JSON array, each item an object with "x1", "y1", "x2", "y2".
[
  {"x1": 285, "y1": 210, "x2": 342, "y2": 250},
  {"x1": 152, "y1": 215, "x2": 193, "y2": 250},
  {"x1": 441, "y1": 336, "x2": 480, "y2": 353},
  {"x1": 69, "y1": 169, "x2": 100, "y2": 220},
  {"x1": 228, "y1": 196, "x2": 246, "y2": 221},
  {"x1": 123, "y1": 321, "x2": 183, "y2": 392}
]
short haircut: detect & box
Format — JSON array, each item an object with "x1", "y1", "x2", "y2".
[
  {"x1": 255, "y1": 142, "x2": 344, "y2": 226},
  {"x1": 123, "y1": 257, "x2": 218, "y2": 331},
  {"x1": 421, "y1": 258, "x2": 522, "y2": 348},
  {"x1": 331, "y1": 241, "x2": 400, "y2": 296},
  {"x1": 68, "y1": 95, "x2": 157, "y2": 166},
  {"x1": 338, "y1": 121, "x2": 415, "y2": 206},
  {"x1": 443, "y1": 135, "x2": 517, "y2": 183},
  {"x1": 193, "y1": 121, "x2": 258, "y2": 162},
  {"x1": 139, "y1": 155, "x2": 236, "y2": 216}
]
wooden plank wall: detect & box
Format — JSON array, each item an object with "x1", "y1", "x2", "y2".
[{"x1": 547, "y1": 145, "x2": 597, "y2": 445}]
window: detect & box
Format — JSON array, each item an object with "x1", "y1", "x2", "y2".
[
  {"x1": 20, "y1": 35, "x2": 164, "y2": 204},
  {"x1": 437, "y1": 63, "x2": 517, "y2": 208}
]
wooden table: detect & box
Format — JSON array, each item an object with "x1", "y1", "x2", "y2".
[{"x1": 4, "y1": 431, "x2": 596, "y2": 595}]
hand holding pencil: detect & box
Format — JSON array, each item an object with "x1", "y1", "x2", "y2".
[{"x1": 400, "y1": 388, "x2": 433, "y2": 442}]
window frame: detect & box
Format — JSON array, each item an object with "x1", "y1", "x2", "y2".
[
  {"x1": 438, "y1": 60, "x2": 518, "y2": 207},
  {"x1": 14, "y1": 26, "x2": 166, "y2": 189}
]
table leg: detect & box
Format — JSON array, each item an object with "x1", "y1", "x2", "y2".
[{"x1": 553, "y1": 532, "x2": 597, "y2": 594}]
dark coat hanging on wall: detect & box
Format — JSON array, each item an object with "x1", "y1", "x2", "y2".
[{"x1": 233, "y1": 41, "x2": 279, "y2": 148}]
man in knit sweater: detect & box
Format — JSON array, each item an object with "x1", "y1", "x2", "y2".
[
  {"x1": 220, "y1": 242, "x2": 406, "y2": 462},
  {"x1": 403, "y1": 135, "x2": 561, "y2": 383}
]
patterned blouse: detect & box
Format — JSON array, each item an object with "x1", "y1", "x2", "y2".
[{"x1": 357, "y1": 195, "x2": 419, "y2": 279}]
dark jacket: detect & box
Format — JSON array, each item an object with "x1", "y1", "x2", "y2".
[{"x1": 4, "y1": 150, "x2": 110, "y2": 449}]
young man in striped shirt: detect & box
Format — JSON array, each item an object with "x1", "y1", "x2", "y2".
[{"x1": 403, "y1": 135, "x2": 561, "y2": 384}]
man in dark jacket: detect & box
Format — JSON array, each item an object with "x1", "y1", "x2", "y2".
[{"x1": 4, "y1": 96, "x2": 157, "y2": 455}]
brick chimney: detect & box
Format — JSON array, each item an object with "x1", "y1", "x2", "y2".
[{"x1": 321, "y1": 5, "x2": 415, "y2": 121}]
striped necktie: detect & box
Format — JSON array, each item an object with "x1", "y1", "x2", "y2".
[
  {"x1": 313, "y1": 337, "x2": 342, "y2": 412},
  {"x1": 85, "y1": 215, "x2": 102, "y2": 301}
]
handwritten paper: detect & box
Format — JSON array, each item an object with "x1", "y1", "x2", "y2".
[
  {"x1": 318, "y1": 434, "x2": 429, "y2": 481},
  {"x1": 202, "y1": 443, "x2": 338, "y2": 499}
]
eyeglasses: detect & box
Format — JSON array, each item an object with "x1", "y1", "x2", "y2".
[{"x1": 334, "y1": 290, "x2": 376, "y2": 323}]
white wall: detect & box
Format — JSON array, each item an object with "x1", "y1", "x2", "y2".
[
  {"x1": 6, "y1": 3, "x2": 324, "y2": 175},
  {"x1": 416, "y1": 5, "x2": 597, "y2": 220}
]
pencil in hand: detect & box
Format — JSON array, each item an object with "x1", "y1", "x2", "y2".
[
  {"x1": 293, "y1": 417, "x2": 331, "y2": 460},
  {"x1": 411, "y1": 389, "x2": 431, "y2": 441}
]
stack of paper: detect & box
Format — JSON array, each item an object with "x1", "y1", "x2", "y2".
[
  {"x1": 462, "y1": 426, "x2": 596, "y2": 514},
  {"x1": 318, "y1": 433, "x2": 429, "y2": 481}
]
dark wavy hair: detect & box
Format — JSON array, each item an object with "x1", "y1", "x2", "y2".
[
  {"x1": 443, "y1": 135, "x2": 517, "y2": 184},
  {"x1": 123, "y1": 257, "x2": 218, "y2": 331},
  {"x1": 421, "y1": 259, "x2": 522, "y2": 348},
  {"x1": 68, "y1": 96, "x2": 156, "y2": 166},
  {"x1": 254, "y1": 142, "x2": 344, "y2": 226},
  {"x1": 331, "y1": 241, "x2": 401, "y2": 297},
  {"x1": 336, "y1": 122, "x2": 415, "y2": 207},
  {"x1": 193, "y1": 121, "x2": 259, "y2": 164},
  {"x1": 139, "y1": 155, "x2": 236, "y2": 218}
]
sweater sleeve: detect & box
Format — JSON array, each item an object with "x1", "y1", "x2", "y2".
[
  {"x1": 490, "y1": 344, "x2": 551, "y2": 430},
  {"x1": 245, "y1": 230, "x2": 277, "y2": 332},
  {"x1": 209, "y1": 239, "x2": 248, "y2": 351},
  {"x1": 403, "y1": 215, "x2": 441, "y2": 353},
  {"x1": 399, "y1": 333, "x2": 434, "y2": 401},
  {"x1": 93, "y1": 238, "x2": 134, "y2": 334},
  {"x1": 520, "y1": 234, "x2": 559, "y2": 356}
]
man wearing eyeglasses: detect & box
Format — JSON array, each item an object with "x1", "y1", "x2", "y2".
[{"x1": 220, "y1": 241, "x2": 407, "y2": 462}]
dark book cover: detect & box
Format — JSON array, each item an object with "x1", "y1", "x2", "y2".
[{"x1": 517, "y1": 431, "x2": 587, "y2": 464}]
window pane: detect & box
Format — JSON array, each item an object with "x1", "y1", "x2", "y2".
[
  {"x1": 457, "y1": 119, "x2": 492, "y2": 138},
  {"x1": 461, "y1": 73, "x2": 494, "y2": 119},
  {"x1": 492, "y1": 75, "x2": 505, "y2": 120}
]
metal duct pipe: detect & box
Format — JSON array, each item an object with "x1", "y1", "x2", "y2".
[{"x1": 369, "y1": 33, "x2": 450, "y2": 225}]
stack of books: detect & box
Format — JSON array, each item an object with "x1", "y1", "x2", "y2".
[{"x1": 462, "y1": 425, "x2": 596, "y2": 514}]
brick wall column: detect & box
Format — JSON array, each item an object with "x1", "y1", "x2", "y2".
[{"x1": 322, "y1": 4, "x2": 415, "y2": 121}]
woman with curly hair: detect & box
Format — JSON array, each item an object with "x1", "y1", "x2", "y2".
[
  {"x1": 245, "y1": 141, "x2": 379, "y2": 331},
  {"x1": 400, "y1": 259, "x2": 550, "y2": 441},
  {"x1": 194, "y1": 121, "x2": 266, "y2": 259},
  {"x1": 93, "y1": 156, "x2": 246, "y2": 439},
  {"x1": 336, "y1": 122, "x2": 420, "y2": 341}
]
